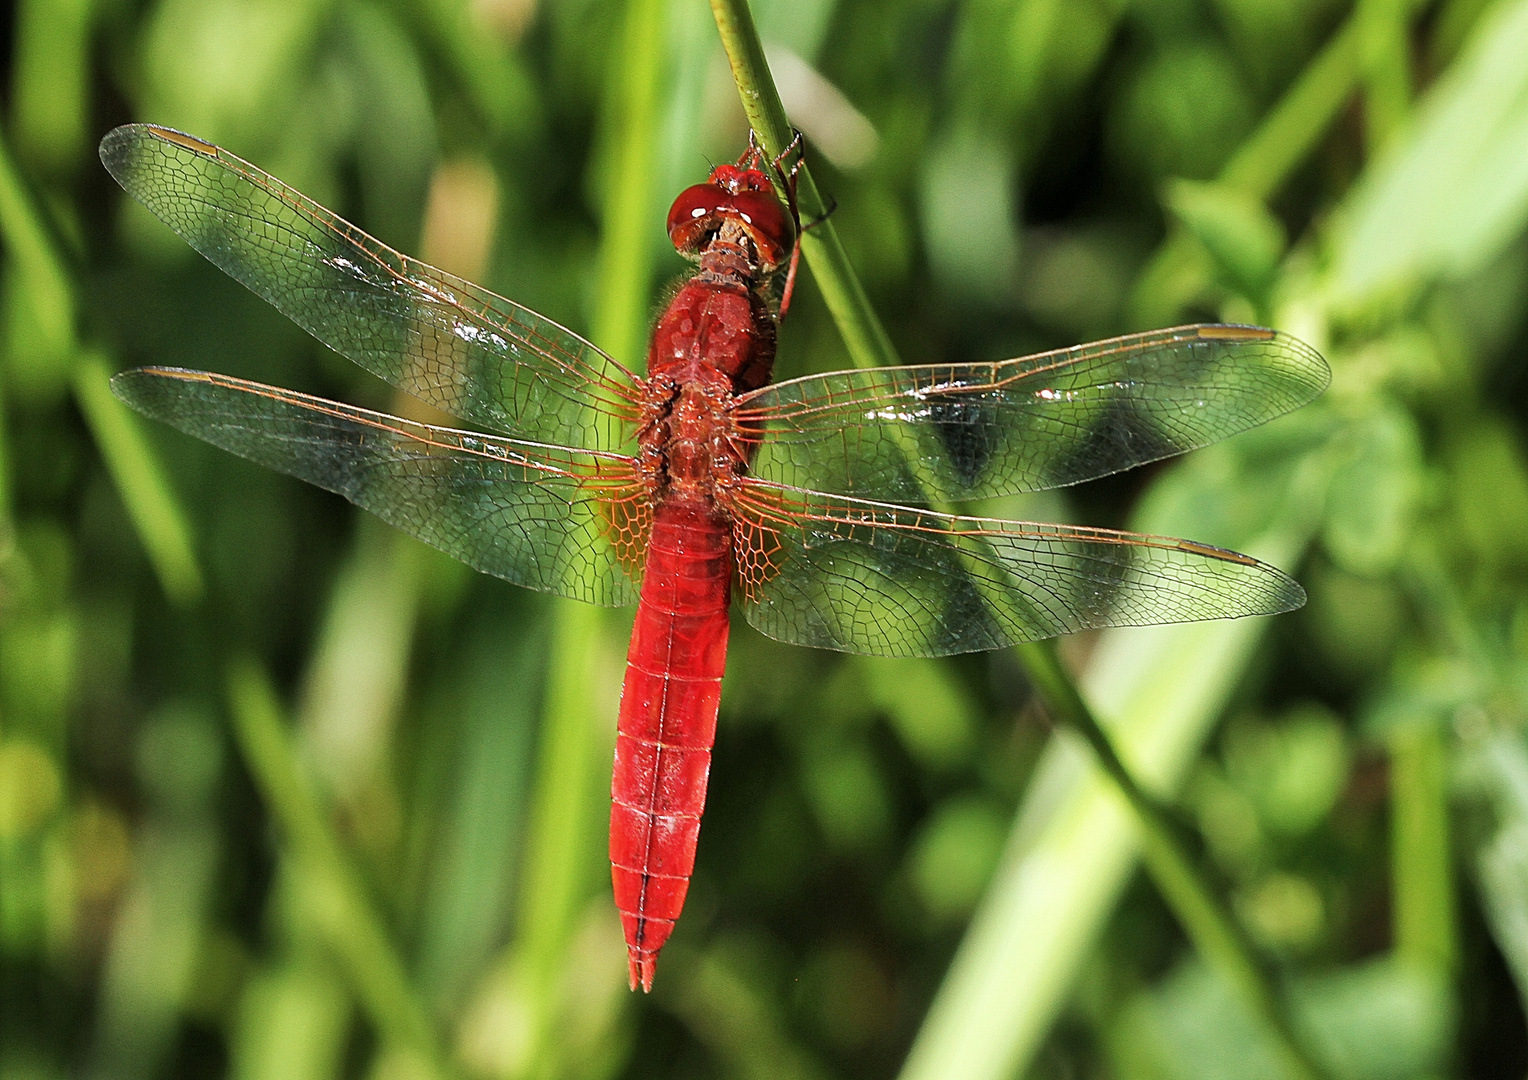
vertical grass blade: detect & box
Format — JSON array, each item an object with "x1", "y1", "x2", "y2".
[
  {"x1": 0, "y1": 125, "x2": 202, "y2": 605},
  {"x1": 1391, "y1": 724, "x2": 1457, "y2": 974},
  {"x1": 0, "y1": 123, "x2": 72, "y2": 354},
  {"x1": 297, "y1": 518, "x2": 427, "y2": 796},
  {"x1": 513, "y1": 600, "x2": 612, "y2": 1059},
  {"x1": 592, "y1": 0, "x2": 668, "y2": 369},
  {"x1": 226, "y1": 657, "x2": 451, "y2": 1077},
  {"x1": 1357, "y1": 0, "x2": 1414, "y2": 151},
  {"x1": 73, "y1": 351, "x2": 203, "y2": 606},
  {"x1": 11, "y1": 0, "x2": 94, "y2": 172}
]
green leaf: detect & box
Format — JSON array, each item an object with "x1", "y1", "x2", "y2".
[
  {"x1": 1330, "y1": 0, "x2": 1528, "y2": 306},
  {"x1": 1165, "y1": 179, "x2": 1287, "y2": 302},
  {"x1": 859, "y1": 657, "x2": 977, "y2": 771},
  {"x1": 1321, "y1": 405, "x2": 1425, "y2": 576}
]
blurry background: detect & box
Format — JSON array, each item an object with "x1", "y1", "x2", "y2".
[{"x1": 2, "y1": 0, "x2": 1528, "y2": 1078}]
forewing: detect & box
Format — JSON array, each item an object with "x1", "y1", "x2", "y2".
[
  {"x1": 99, "y1": 124, "x2": 638, "y2": 452},
  {"x1": 113, "y1": 368, "x2": 648, "y2": 606},
  {"x1": 739, "y1": 325, "x2": 1329, "y2": 503},
  {"x1": 729, "y1": 481, "x2": 1303, "y2": 657}
]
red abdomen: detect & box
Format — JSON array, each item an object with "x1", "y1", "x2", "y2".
[{"x1": 611, "y1": 497, "x2": 732, "y2": 991}]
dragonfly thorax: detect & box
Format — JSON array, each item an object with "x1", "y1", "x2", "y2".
[{"x1": 674, "y1": 382, "x2": 741, "y2": 491}]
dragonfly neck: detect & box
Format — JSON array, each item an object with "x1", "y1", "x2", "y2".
[{"x1": 696, "y1": 219, "x2": 775, "y2": 292}]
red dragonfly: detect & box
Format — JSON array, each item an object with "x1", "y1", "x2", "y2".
[{"x1": 101, "y1": 124, "x2": 1327, "y2": 992}]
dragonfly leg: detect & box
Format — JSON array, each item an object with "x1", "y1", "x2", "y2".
[{"x1": 769, "y1": 129, "x2": 809, "y2": 321}]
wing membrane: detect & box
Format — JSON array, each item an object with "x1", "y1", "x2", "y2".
[
  {"x1": 100, "y1": 124, "x2": 638, "y2": 452},
  {"x1": 739, "y1": 325, "x2": 1329, "y2": 503},
  {"x1": 729, "y1": 481, "x2": 1303, "y2": 657},
  {"x1": 112, "y1": 368, "x2": 647, "y2": 605}
]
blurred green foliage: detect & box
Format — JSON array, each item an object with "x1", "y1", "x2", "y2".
[{"x1": 2, "y1": 1, "x2": 1528, "y2": 1079}]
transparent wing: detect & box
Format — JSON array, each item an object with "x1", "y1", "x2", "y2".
[
  {"x1": 112, "y1": 368, "x2": 649, "y2": 606},
  {"x1": 738, "y1": 325, "x2": 1329, "y2": 503},
  {"x1": 728, "y1": 480, "x2": 1303, "y2": 657},
  {"x1": 100, "y1": 124, "x2": 640, "y2": 453}
]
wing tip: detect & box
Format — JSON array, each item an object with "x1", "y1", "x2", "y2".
[
  {"x1": 1194, "y1": 323, "x2": 1276, "y2": 342},
  {"x1": 99, "y1": 124, "x2": 219, "y2": 187},
  {"x1": 143, "y1": 125, "x2": 218, "y2": 155},
  {"x1": 1172, "y1": 537, "x2": 1307, "y2": 617},
  {"x1": 109, "y1": 365, "x2": 216, "y2": 414},
  {"x1": 1198, "y1": 322, "x2": 1333, "y2": 400},
  {"x1": 1267, "y1": 571, "x2": 1308, "y2": 615}
]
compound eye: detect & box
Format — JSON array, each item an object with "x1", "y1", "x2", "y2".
[
  {"x1": 667, "y1": 183, "x2": 727, "y2": 254},
  {"x1": 729, "y1": 189, "x2": 794, "y2": 268}
]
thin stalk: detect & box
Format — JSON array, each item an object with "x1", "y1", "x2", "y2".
[
  {"x1": 1390, "y1": 723, "x2": 1457, "y2": 975},
  {"x1": 1016, "y1": 640, "x2": 1329, "y2": 1080},
  {"x1": 513, "y1": 601, "x2": 606, "y2": 1017},
  {"x1": 225, "y1": 658, "x2": 454, "y2": 1078},
  {"x1": 1219, "y1": 16, "x2": 1366, "y2": 200},
  {"x1": 0, "y1": 124, "x2": 202, "y2": 605},
  {"x1": 0, "y1": 374, "x2": 12, "y2": 560},
  {"x1": 0, "y1": 123, "x2": 72, "y2": 353},
  {"x1": 1389, "y1": 541, "x2": 1467, "y2": 978},
  {"x1": 11, "y1": 0, "x2": 92, "y2": 173},
  {"x1": 593, "y1": 0, "x2": 668, "y2": 368},
  {"x1": 1357, "y1": 0, "x2": 1414, "y2": 153},
  {"x1": 708, "y1": 5, "x2": 1330, "y2": 1077},
  {"x1": 72, "y1": 351, "x2": 203, "y2": 605}
]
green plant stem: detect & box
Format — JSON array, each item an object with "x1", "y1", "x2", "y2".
[
  {"x1": 0, "y1": 123, "x2": 72, "y2": 353},
  {"x1": 594, "y1": 0, "x2": 667, "y2": 369},
  {"x1": 710, "y1": 5, "x2": 1330, "y2": 1077},
  {"x1": 0, "y1": 380, "x2": 12, "y2": 557},
  {"x1": 1390, "y1": 723, "x2": 1456, "y2": 974},
  {"x1": 708, "y1": 0, "x2": 899, "y2": 373},
  {"x1": 1016, "y1": 639, "x2": 1329, "y2": 1080},
  {"x1": 514, "y1": 601, "x2": 607, "y2": 1009},
  {"x1": 226, "y1": 658, "x2": 453, "y2": 1077},
  {"x1": 72, "y1": 351, "x2": 203, "y2": 605},
  {"x1": 1358, "y1": 0, "x2": 1414, "y2": 153},
  {"x1": 0, "y1": 124, "x2": 202, "y2": 606}
]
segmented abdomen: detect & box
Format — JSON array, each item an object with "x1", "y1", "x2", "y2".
[{"x1": 611, "y1": 497, "x2": 731, "y2": 992}]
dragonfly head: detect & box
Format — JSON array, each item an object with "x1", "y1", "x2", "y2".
[{"x1": 667, "y1": 164, "x2": 794, "y2": 271}]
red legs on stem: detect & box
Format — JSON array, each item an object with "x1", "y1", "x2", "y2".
[
  {"x1": 778, "y1": 183, "x2": 839, "y2": 320},
  {"x1": 748, "y1": 129, "x2": 813, "y2": 320}
]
